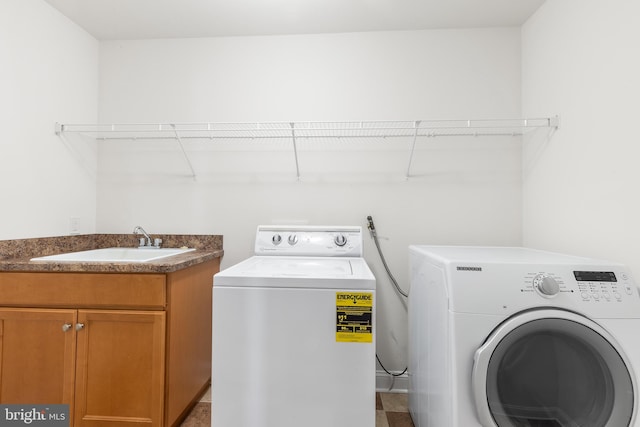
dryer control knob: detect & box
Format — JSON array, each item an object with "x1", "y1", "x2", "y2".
[
  {"x1": 534, "y1": 275, "x2": 560, "y2": 297},
  {"x1": 287, "y1": 234, "x2": 298, "y2": 246},
  {"x1": 272, "y1": 234, "x2": 282, "y2": 245}
]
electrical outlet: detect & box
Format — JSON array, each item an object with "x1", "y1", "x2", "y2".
[{"x1": 70, "y1": 217, "x2": 80, "y2": 235}]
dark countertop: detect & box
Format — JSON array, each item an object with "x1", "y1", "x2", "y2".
[{"x1": 0, "y1": 234, "x2": 223, "y2": 273}]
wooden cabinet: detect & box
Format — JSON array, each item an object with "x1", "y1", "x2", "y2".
[
  {"x1": 74, "y1": 310, "x2": 166, "y2": 427},
  {"x1": 0, "y1": 308, "x2": 77, "y2": 405},
  {"x1": 0, "y1": 258, "x2": 218, "y2": 427}
]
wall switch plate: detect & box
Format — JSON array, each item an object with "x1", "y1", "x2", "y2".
[{"x1": 70, "y1": 217, "x2": 80, "y2": 235}]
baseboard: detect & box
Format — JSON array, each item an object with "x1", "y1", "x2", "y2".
[{"x1": 376, "y1": 370, "x2": 409, "y2": 393}]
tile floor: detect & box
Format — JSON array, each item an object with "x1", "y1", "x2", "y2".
[
  {"x1": 376, "y1": 392, "x2": 415, "y2": 427},
  {"x1": 180, "y1": 387, "x2": 211, "y2": 427},
  {"x1": 181, "y1": 388, "x2": 415, "y2": 427}
]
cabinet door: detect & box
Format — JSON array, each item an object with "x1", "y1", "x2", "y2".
[
  {"x1": 74, "y1": 310, "x2": 166, "y2": 427},
  {"x1": 0, "y1": 308, "x2": 77, "y2": 404}
]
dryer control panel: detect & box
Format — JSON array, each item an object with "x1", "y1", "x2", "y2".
[
  {"x1": 522, "y1": 269, "x2": 637, "y2": 302},
  {"x1": 412, "y1": 245, "x2": 640, "y2": 318},
  {"x1": 521, "y1": 270, "x2": 636, "y2": 302},
  {"x1": 513, "y1": 267, "x2": 640, "y2": 320},
  {"x1": 254, "y1": 225, "x2": 364, "y2": 257},
  {"x1": 573, "y1": 270, "x2": 636, "y2": 302}
]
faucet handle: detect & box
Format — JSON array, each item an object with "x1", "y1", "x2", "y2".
[
  {"x1": 154, "y1": 238, "x2": 163, "y2": 248},
  {"x1": 139, "y1": 237, "x2": 146, "y2": 247}
]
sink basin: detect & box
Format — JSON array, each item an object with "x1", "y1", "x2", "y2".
[{"x1": 31, "y1": 247, "x2": 196, "y2": 263}]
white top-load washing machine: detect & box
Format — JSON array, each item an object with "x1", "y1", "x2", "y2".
[
  {"x1": 212, "y1": 225, "x2": 376, "y2": 427},
  {"x1": 408, "y1": 246, "x2": 640, "y2": 427}
]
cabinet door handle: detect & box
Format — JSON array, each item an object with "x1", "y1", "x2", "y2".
[
  {"x1": 75, "y1": 323, "x2": 85, "y2": 331},
  {"x1": 62, "y1": 323, "x2": 72, "y2": 332}
]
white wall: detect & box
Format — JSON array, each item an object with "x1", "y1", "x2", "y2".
[
  {"x1": 96, "y1": 29, "x2": 524, "y2": 372},
  {"x1": 0, "y1": 0, "x2": 99, "y2": 239},
  {"x1": 522, "y1": 1, "x2": 640, "y2": 276},
  {"x1": 7, "y1": 0, "x2": 637, "y2": 389}
]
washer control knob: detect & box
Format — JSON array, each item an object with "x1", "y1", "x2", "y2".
[
  {"x1": 272, "y1": 234, "x2": 282, "y2": 245},
  {"x1": 334, "y1": 234, "x2": 347, "y2": 247},
  {"x1": 287, "y1": 234, "x2": 298, "y2": 246},
  {"x1": 534, "y1": 274, "x2": 560, "y2": 297}
]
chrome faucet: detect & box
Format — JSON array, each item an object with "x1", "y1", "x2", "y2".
[{"x1": 133, "y1": 226, "x2": 162, "y2": 248}]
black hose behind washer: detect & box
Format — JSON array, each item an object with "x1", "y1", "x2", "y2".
[
  {"x1": 367, "y1": 216, "x2": 408, "y2": 298},
  {"x1": 368, "y1": 215, "x2": 409, "y2": 380}
]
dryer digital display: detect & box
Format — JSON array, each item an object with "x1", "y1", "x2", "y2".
[{"x1": 574, "y1": 271, "x2": 617, "y2": 282}]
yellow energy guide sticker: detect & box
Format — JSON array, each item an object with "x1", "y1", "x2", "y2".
[{"x1": 336, "y1": 292, "x2": 373, "y2": 343}]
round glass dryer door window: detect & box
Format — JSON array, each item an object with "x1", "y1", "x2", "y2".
[{"x1": 473, "y1": 310, "x2": 635, "y2": 427}]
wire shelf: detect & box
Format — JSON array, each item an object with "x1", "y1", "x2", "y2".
[
  {"x1": 55, "y1": 117, "x2": 559, "y2": 179},
  {"x1": 57, "y1": 118, "x2": 557, "y2": 139}
]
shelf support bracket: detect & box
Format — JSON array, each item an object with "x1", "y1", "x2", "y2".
[
  {"x1": 290, "y1": 122, "x2": 301, "y2": 181},
  {"x1": 170, "y1": 124, "x2": 197, "y2": 180},
  {"x1": 405, "y1": 120, "x2": 421, "y2": 179}
]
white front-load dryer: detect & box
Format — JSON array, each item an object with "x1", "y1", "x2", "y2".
[{"x1": 408, "y1": 246, "x2": 640, "y2": 427}]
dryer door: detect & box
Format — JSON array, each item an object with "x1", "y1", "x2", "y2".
[{"x1": 472, "y1": 309, "x2": 635, "y2": 427}]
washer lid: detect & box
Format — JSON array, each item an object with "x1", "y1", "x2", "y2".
[
  {"x1": 243, "y1": 257, "x2": 353, "y2": 277},
  {"x1": 214, "y1": 256, "x2": 375, "y2": 288}
]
